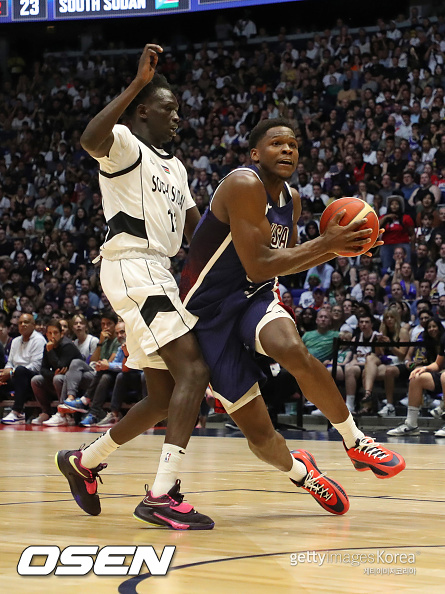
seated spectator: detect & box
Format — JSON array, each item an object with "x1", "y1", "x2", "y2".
[
  {"x1": 303, "y1": 261, "x2": 334, "y2": 290},
  {"x1": 415, "y1": 211, "x2": 435, "y2": 244},
  {"x1": 62, "y1": 310, "x2": 119, "y2": 414},
  {"x1": 380, "y1": 245, "x2": 407, "y2": 289},
  {"x1": 0, "y1": 314, "x2": 46, "y2": 424},
  {"x1": 78, "y1": 319, "x2": 127, "y2": 426},
  {"x1": 379, "y1": 196, "x2": 414, "y2": 270},
  {"x1": 344, "y1": 314, "x2": 380, "y2": 412},
  {"x1": 298, "y1": 273, "x2": 320, "y2": 308},
  {"x1": 280, "y1": 291, "x2": 297, "y2": 315},
  {"x1": 324, "y1": 328, "x2": 354, "y2": 382},
  {"x1": 309, "y1": 285, "x2": 326, "y2": 311},
  {"x1": 326, "y1": 270, "x2": 348, "y2": 305},
  {"x1": 335, "y1": 256, "x2": 357, "y2": 287},
  {"x1": 302, "y1": 308, "x2": 338, "y2": 363},
  {"x1": 30, "y1": 319, "x2": 83, "y2": 425},
  {"x1": 350, "y1": 268, "x2": 370, "y2": 302},
  {"x1": 297, "y1": 307, "x2": 317, "y2": 336},
  {"x1": 360, "y1": 308, "x2": 410, "y2": 415},
  {"x1": 393, "y1": 261, "x2": 418, "y2": 302},
  {"x1": 0, "y1": 319, "x2": 13, "y2": 356},
  {"x1": 74, "y1": 278, "x2": 101, "y2": 309},
  {"x1": 387, "y1": 319, "x2": 445, "y2": 437},
  {"x1": 331, "y1": 304, "x2": 352, "y2": 333},
  {"x1": 436, "y1": 243, "x2": 445, "y2": 282},
  {"x1": 71, "y1": 313, "x2": 99, "y2": 360},
  {"x1": 96, "y1": 341, "x2": 145, "y2": 427},
  {"x1": 378, "y1": 313, "x2": 436, "y2": 417}
]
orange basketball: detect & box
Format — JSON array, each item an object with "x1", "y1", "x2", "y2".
[{"x1": 319, "y1": 197, "x2": 380, "y2": 257}]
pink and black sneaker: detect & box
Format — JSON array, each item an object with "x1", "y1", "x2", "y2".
[
  {"x1": 344, "y1": 436, "x2": 406, "y2": 479},
  {"x1": 290, "y1": 449, "x2": 349, "y2": 515},
  {"x1": 133, "y1": 481, "x2": 214, "y2": 530},
  {"x1": 55, "y1": 449, "x2": 107, "y2": 516}
]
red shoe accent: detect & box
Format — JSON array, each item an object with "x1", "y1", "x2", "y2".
[
  {"x1": 290, "y1": 450, "x2": 349, "y2": 515},
  {"x1": 344, "y1": 437, "x2": 406, "y2": 479}
]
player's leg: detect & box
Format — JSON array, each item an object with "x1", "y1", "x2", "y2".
[
  {"x1": 258, "y1": 317, "x2": 405, "y2": 478},
  {"x1": 387, "y1": 372, "x2": 435, "y2": 435},
  {"x1": 229, "y1": 395, "x2": 349, "y2": 515},
  {"x1": 55, "y1": 366, "x2": 175, "y2": 516},
  {"x1": 131, "y1": 331, "x2": 214, "y2": 530}
]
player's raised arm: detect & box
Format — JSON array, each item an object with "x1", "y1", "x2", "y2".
[
  {"x1": 80, "y1": 44, "x2": 163, "y2": 158},
  {"x1": 221, "y1": 172, "x2": 372, "y2": 283}
]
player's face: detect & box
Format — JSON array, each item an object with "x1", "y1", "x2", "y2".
[
  {"x1": 252, "y1": 127, "x2": 299, "y2": 180},
  {"x1": 145, "y1": 88, "x2": 180, "y2": 145}
]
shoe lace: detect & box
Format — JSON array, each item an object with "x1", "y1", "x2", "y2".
[
  {"x1": 303, "y1": 470, "x2": 333, "y2": 501},
  {"x1": 355, "y1": 437, "x2": 388, "y2": 460},
  {"x1": 78, "y1": 443, "x2": 107, "y2": 484}
]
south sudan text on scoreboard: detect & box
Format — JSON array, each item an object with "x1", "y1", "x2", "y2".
[{"x1": 0, "y1": 0, "x2": 297, "y2": 22}]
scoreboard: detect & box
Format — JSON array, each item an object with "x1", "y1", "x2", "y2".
[{"x1": 0, "y1": 0, "x2": 296, "y2": 22}]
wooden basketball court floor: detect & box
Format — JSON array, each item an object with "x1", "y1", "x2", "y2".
[{"x1": 1, "y1": 424, "x2": 444, "y2": 594}]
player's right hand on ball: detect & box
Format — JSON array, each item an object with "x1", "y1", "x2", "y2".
[
  {"x1": 322, "y1": 210, "x2": 373, "y2": 254},
  {"x1": 136, "y1": 44, "x2": 163, "y2": 85}
]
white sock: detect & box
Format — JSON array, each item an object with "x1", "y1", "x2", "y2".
[
  {"x1": 81, "y1": 430, "x2": 119, "y2": 469},
  {"x1": 332, "y1": 413, "x2": 365, "y2": 449},
  {"x1": 346, "y1": 395, "x2": 355, "y2": 411},
  {"x1": 286, "y1": 454, "x2": 308, "y2": 483},
  {"x1": 407, "y1": 406, "x2": 419, "y2": 428},
  {"x1": 151, "y1": 443, "x2": 186, "y2": 497}
]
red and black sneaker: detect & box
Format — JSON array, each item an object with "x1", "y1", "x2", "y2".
[
  {"x1": 133, "y1": 481, "x2": 214, "y2": 530},
  {"x1": 290, "y1": 450, "x2": 349, "y2": 515},
  {"x1": 55, "y1": 449, "x2": 107, "y2": 516},
  {"x1": 344, "y1": 436, "x2": 406, "y2": 479}
]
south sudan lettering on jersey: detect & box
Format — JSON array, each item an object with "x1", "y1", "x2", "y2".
[
  {"x1": 151, "y1": 175, "x2": 186, "y2": 209},
  {"x1": 180, "y1": 166, "x2": 294, "y2": 319},
  {"x1": 96, "y1": 124, "x2": 195, "y2": 259}
]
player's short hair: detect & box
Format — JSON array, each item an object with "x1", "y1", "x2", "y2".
[
  {"x1": 248, "y1": 118, "x2": 295, "y2": 151},
  {"x1": 126, "y1": 73, "x2": 172, "y2": 117}
]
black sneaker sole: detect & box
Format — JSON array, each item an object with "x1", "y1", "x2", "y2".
[
  {"x1": 133, "y1": 508, "x2": 214, "y2": 530},
  {"x1": 55, "y1": 451, "x2": 101, "y2": 516}
]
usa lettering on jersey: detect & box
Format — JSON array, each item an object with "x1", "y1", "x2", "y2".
[{"x1": 270, "y1": 223, "x2": 289, "y2": 249}]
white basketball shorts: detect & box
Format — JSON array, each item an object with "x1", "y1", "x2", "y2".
[{"x1": 100, "y1": 257, "x2": 197, "y2": 370}]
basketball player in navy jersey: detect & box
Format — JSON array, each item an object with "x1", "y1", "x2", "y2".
[
  {"x1": 56, "y1": 45, "x2": 214, "y2": 530},
  {"x1": 180, "y1": 119, "x2": 405, "y2": 515}
]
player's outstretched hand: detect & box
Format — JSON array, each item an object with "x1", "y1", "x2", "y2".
[
  {"x1": 136, "y1": 44, "x2": 163, "y2": 86},
  {"x1": 362, "y1": 228, "x2": 385, "y2": 257},
  {"x1": 322, "y1": 210, "x2": 373, "y2": 255}
]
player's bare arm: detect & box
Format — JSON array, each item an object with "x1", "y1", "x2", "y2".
[
  {"x1": 215, "y1": 171, "x2": 373, "y2": 283},
  {"x1": 183, "y1": 206, "x2": 201, "y2": 245},
  {"x1": 80, "y1": 44, "x2": 163, "y2": 158}
]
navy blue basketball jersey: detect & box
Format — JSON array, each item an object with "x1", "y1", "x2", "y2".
[{"x1": 180, "y1": 165, "x2": 294, "y2": 317}]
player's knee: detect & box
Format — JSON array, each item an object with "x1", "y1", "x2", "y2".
[
  {"x1": 288, "y1": 343, "x2": 315, "y2": 377},
  {"x1": 183, "y1": 359, "x2": 210, "y2": 392}
]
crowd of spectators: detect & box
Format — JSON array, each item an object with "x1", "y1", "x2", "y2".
[{"x1": 1, "y1": 7, "x2": 445, "y2": 432}]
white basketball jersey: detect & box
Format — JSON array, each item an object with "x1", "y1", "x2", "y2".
[{"x1": 96, "y1": 124, "x2": 195, "y2": 259}]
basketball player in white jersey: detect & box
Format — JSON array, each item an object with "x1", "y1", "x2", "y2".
[{"x1": 56, "y1": 44, "x2": 214, "y2": 530}]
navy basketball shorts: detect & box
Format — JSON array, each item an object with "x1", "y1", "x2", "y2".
[{"x1": 194, "y1": 291, "x2": 294, "y2": 414}]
